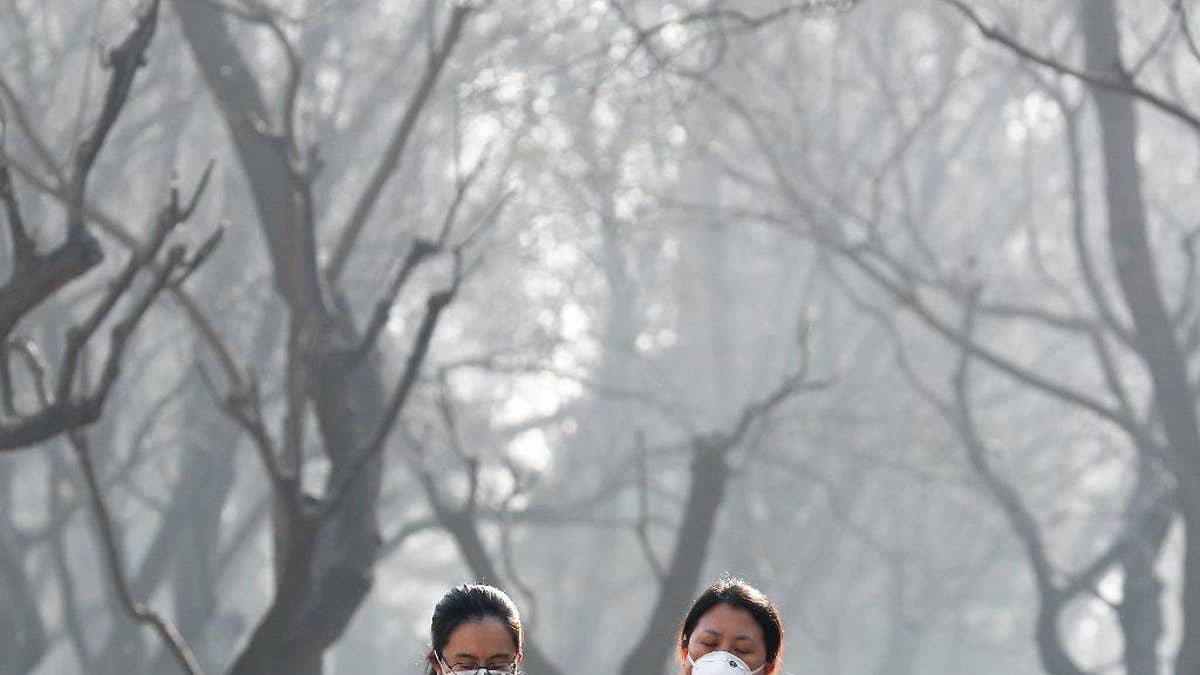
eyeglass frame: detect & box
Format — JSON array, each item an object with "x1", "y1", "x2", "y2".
[{"x1": 434, "y1": 650, "x2": 521, "y2": 674}]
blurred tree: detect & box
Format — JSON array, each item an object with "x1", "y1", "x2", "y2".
[
  {"x1": 0, "y1": 2, "x2": 218, "y2": 673},
  {"x1": 165, "y1": 1, "x2": 492, "y2": 673},
  {"x1": 675, "y1": 0, "x2": 1199, "y2": 672}
]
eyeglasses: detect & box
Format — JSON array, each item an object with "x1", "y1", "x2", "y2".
[{"x1": 436, "y1": 653, "x2": 519, "y2": 674}]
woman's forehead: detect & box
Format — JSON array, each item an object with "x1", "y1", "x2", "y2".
[
  {"x1": 444, "y1": 617, "x2": 518, "y2": 656},
  {"x1": 694, "y1": 604, "x2": 764, "y2": 639}
]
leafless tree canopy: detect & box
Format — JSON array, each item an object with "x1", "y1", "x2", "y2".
[{"x1": 2, "y1": 1, "x2": 1198, "y2": 674}]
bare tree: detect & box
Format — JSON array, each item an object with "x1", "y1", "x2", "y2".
[
  {"x1": 0, "y1": 2, "x2": 220, "y2": 673},
  {"x1": 0, "y1": 0, "x2": 216, "y2": 452},
  {"x1": 650, "y1": 0, "x2": 1200, "y2": 671},
  {"x1": 159, "y1": 1, "x2": 493, "y2": 672}
]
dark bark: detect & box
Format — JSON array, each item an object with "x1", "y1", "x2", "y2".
[
  {"x1": 170, "y1": 12, "x2": 377, "y2": 673},
  {"x1": 0, "y1": 0, "x2": 219, "y2": 455},
  {"x1": 618, "y1": 440, "x2": 731, "y2": 675},
  {"x1": 1078, "y1": 3, "x2": 1200, "y2": 673},
  {"x1": 0, "y1": 397, "x2": 105, "y2": 450},
  {"x1": 1118, "y1": 458, "x2": 1172, "y2": 675},
  {"x1": 170, "y1": 3, "x2": 464, "y2": 672},
  {"x1": 0, "y1": 235, "x2": 102, "y2": 339},
  {"x1": 1032, "y1": 602, "x2": 1088, "y2": 675},
  {"x1": 166, "y1": 0, "x2": 317, "y2": 305}
]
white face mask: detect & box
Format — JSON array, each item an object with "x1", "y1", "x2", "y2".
[{"x1": 688, "y1": 650, "x2": 766, "y2": 675}]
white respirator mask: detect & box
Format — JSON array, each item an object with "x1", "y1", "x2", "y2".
[{"x1": 688, "y1": 651, "x2": 766, "y2": 675}]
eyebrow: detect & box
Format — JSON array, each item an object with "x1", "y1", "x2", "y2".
[
  {"x1": 451, "y1": 652, "x2": 514, "y2": 659},
  {"x1": 699, "y1": 630, "x2": 757, "y2": 641}
]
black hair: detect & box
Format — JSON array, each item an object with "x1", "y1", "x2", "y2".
[
  {"x1": 679, "y1": 577, "x2": 783, "y2": 664},
  {"x1": 426, "y1": 584, "x2": 522, "y2": 674}
]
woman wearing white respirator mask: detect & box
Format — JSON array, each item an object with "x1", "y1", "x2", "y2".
[
  {"x1": 425, "y1": 584, "x2": 524, "y2": 675},
  {"x1": 678, "y1": 578, "x2": 783, "y2": 675}
]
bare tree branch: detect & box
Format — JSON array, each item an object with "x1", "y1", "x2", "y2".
[
  {"x1": 0, "y1": 1, "x2": 225, "y2": 453},
  {"x1": 201, "y1": 0, "x2": 305, "y2": 160},
  {"x1": 634, "y1": 429, "x2": 666, "y2": 581},
  {"x1": 937, "y1": 0, "x2": 1200, "y2": 134},
  {"x1": 56, "y1": 164, "x2": 213, "y2": 400},
  {"x1": 0, "y1": 134, "x2": 35, "y2": 269},
  {"x1": 609, "y1": 0, "x2": 858, "y2": 57},
  {"x1": 350, "y1": 149, "x2": 492, "y2": 366},
  {"x1": 0, "y1": 248, "x2": 206, "y2": 451},
  {"x1": 350, "y1": 237, "x2": 439, "y2": 363},
  {"x1": 69, "y1": 430, "x2": 205, "y2": 675},
  {"x1": 326, "y1": 4, "x2": 472, "y2": 282},
  {"x1": 320, "y1": 255, "x2": 464, "y2": 516},
  {"x1": 1045, "y1": 82, "x2": 1137, "y2": 347},
  {"x1": 1174, "y1": 0, "x2": 1200, "y2": 66},
  {"x1": 0, "y1": 74, "x2": 68, "y2": 182},
  {"x1": 0, "y1": 146, "x2": 252, "y2": 397},
  {"x1": 69, "y1": 0, "x2": 163, "y2": 236}
]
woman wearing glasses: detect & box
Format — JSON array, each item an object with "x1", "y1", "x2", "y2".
[
  {"x1": 678, "y1": 578, "x2": 783, "y2": 675},
  {"x1": 426, "y1": 584, "x2": 523, "y2": 675}
]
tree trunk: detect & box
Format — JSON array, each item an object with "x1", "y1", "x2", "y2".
[
  {"x1": 1078, "y1": 3, "x2": 1200, "y2": 673},
  {"x1": 171, "y1": 3, "x2": 391, "y2": 673},
  {"x1": 1033, "y1": 600, "x2": 1088, "y2": 675},
  {"x1": 618, "y1": 441, "x2": 732, "y2": 675},
  {"x1": 1113, "y1": 454, "x2": 1170, "y2": 675}
]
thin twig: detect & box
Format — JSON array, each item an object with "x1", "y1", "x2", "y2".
[
  {"x1": 196, "y1": 363, "x2": 290, "y2": 497},
  {"x1": 327, "y1": 4, "x2": 472, "y2": 282},
  {"x1": 634, "y1": 429, "x2": 666, "y2": 581},
  {"x1": 55, "y1": 163, "x2": 214, "y2": 404},
  {"x1": 937, "y1": 0, "x2": 1200, "y2": 134},
  {"x1": 0, "y1": 73, "x2": 67, "y2": 181},
  {"x1": 0, "y1": 138, "x2": 35, "y2": 267},
  {"x1": 69, "y1": 431, "x2": 205, "y2": 675},
  {"x1": 69, "y1": 0, "x2": 163, "y2": 235},
  {"x1": 0, "y1": 145, "x2": 250, "y2": 398},
  {"x1": 321, "y1": 257, "x2": 464, "y2": 517},
  {"x1": 1175, "y1": 0, "x2": 1200, "y2": 66},
  {"x1": 350, "y1": 238, "x2": 438, "y2": 364}
]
